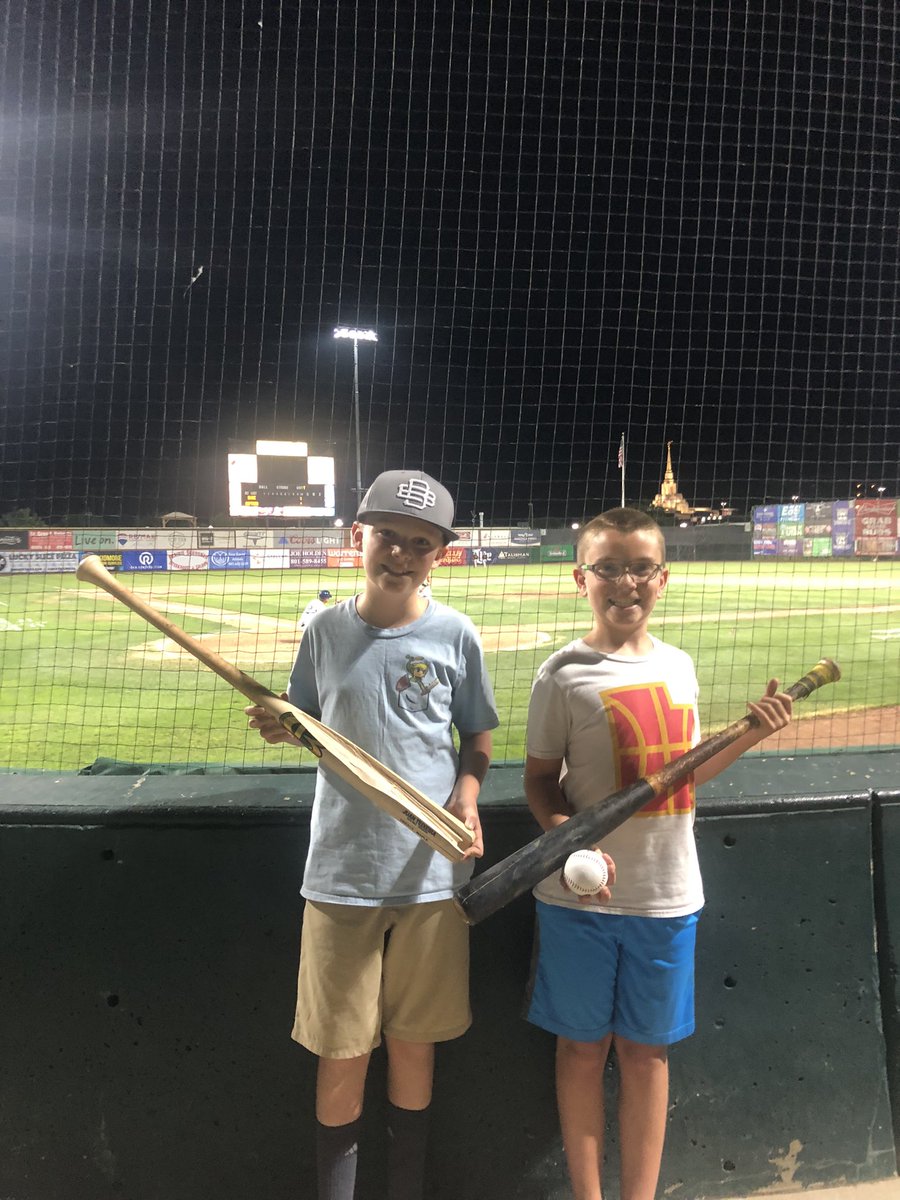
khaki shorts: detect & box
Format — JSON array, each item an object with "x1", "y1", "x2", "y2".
[{"x1": 292, "y1": 899, "x2": 471, "y2": 1059}]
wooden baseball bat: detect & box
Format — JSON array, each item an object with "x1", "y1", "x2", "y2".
[
  {"x1": 75, "y1": 554, "x2": 474, "y2": 861},
  {"x1": 455, "y1": 658, "x2": 841, "y2": 925}
]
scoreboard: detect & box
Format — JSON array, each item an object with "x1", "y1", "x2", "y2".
[{"x1": 228, "y1": 441, "x2": 336, "y2": 517}]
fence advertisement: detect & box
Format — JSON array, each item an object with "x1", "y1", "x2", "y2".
[
  {"x1": 169, "y1": 550, "x2": 209, "y2": 571},
  {"x1": 121, "y1": 550, "x2": 168, "y2": 571},
  {"x1": 73, "y1": 530, "x2": 119, "y2": 551},
  {"x1": 471, "y1": 547, "x2": 532, "y2": 565},
  {"x1": 536, "y1": 545, "x2": 575, "y2": 562},
  {"x1": 208, "y1": 549, "x2": 251, "y2": 570},
  {"x1": 28, "y1": 530, "x2": 74, "y2": 550},
  {"x1": 289, "y1": 550, "x2": 328, "y2": 569},
  {"x1": 1, "y1": 551, "x2": 79, "y2": 573},
  {"x1": 436, "y1": 546, "x2": 469, "y2": 567}
]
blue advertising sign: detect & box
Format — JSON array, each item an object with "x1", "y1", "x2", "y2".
[
  {"x1": 121, "y1": 550, "x2": 168, "y2": 571},
  {"x1": 753, "y1": 505, "x2": 778, "y2": 523},
  {"x1": 208, "y1": 548, "x2": 251, "y2": 570},
  {"x1": 776, "y1": 503, "x2": 805, "y2": 523}
]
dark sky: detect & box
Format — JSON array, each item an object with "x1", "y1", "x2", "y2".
[{"x1": 2, "y1": 2, "x2": 899, "y2": 525}]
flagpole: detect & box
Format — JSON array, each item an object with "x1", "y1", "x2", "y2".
[{"x1": 618, "y1": 433, "x2": 625, "y2": 507}]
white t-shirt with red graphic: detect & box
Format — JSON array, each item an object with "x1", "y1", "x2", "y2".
[{"x1": 526, "y1": 636, "x2": 704, "y2": 918}]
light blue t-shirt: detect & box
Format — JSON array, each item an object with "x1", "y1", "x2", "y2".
[{"x1": 289, "y1": 597, "x2": 499, "y2": 905}]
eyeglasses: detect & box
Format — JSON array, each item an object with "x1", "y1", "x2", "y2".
[{"x1": 579, "y1": 560, "x2": 664, "y2": 583}]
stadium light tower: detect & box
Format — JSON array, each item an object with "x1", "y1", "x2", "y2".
[{"x1": 333, "y1": 327, "x2": 378, "y2": 499}]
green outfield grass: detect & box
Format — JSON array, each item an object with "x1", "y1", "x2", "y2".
[{"x1": 0, "y1": 559, "x2": 898, "y2": 771}]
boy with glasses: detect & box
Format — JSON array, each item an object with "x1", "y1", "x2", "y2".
[{"x1": 524, "y1": 507, "x2": 792, "y2": 1200}]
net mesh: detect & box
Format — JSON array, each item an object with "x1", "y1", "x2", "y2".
[{"x1": 1, "y1": 2, "x2": 898, "y2": 770}]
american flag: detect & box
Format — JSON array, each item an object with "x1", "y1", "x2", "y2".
[{"x1": 617, "y1": 434, "x2": 625, "y2": 469}]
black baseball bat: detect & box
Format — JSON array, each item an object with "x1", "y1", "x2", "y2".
[{"x1": 455, "y1": 659, "x2": 841, "y2": 926}]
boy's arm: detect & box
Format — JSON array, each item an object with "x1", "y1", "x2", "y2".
[
  {"x1": 524, "y1": 754, "x2": 616, "y2": 901},
  {"x1": 524, "y1": 754, "x2": 572, "y2": 832},
  {"x1": 693, "y1": 678, "x2": 793, "y2": 786},
  {"x1": 446, "y1": 730, "x2": 492, "y2": 859}
]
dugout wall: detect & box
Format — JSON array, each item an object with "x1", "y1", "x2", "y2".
[{"x1": 1, "y1": 759, "x2": 898, "y2": 1200}]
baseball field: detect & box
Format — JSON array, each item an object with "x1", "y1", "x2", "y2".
[{"x1": 0, "y1": 559, "x2": 897, "y2": 772}]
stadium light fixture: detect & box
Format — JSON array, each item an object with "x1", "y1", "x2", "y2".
[{"x1": 333, "y1": 328, "x2": 378, "y2": 498}]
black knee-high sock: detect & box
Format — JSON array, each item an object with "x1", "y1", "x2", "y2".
[
  {"x1": 316, "y1": 1117, "x2": 361, "y2": 1200},
  {"x1": 386, "y1": 1102, "x2": 430, "y2": 1200}
]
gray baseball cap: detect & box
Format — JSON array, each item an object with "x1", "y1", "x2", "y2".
[{"x1": 356, "y1": 470, "x2": 457, "y2": 543}]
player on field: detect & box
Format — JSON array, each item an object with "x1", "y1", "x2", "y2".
[
  {"x1": 246, "y1": 470, "x2": 498, "y2": 1200},
  {"x1": 299, "y1": 588, "x2": 333, "y2": 634},
  {"x1": 524, "y1": 507, "x2": 793, "y2": 1200}
]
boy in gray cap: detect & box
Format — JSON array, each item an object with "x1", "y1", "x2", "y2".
[{"x1": 247, "y1": 469, "x2": 498, "y2": 1200}]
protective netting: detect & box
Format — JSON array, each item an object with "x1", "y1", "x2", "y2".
[{"x1": 1, "y1": 3, "x2": 897, "y2": 769}]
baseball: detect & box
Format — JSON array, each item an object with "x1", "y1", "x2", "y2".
[{"x1": 563, "y1": 849, "x2": 609, "y2": 895}]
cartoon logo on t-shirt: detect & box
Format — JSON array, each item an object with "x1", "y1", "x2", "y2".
[
  {"x1": 395, "y1": 655, "x2": 440, "y2": 712},
  {"x1": 601, "y1": 683, "x2": 695, "y2": 816}
]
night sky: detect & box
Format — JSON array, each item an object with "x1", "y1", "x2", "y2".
[{"x1": 2, "y1": 2, "x2": 899, "y2": 526}]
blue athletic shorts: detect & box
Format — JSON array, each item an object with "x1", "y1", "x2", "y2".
[{"x1": 525, "y1": 901, "x2": 701, "y2": 1046}]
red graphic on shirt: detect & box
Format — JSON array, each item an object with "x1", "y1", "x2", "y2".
[{"x1": 601, "y1": 683, "x2": 696, "y2": 816}]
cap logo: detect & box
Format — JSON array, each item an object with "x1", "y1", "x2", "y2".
[{"x1": 396, "y1": 478, "x2": 437, "y2": 512}]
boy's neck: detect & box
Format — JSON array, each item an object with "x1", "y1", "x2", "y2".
[
  {"x1": 356, "y1": 589, "x2": 427, "y2": 630},
  {"x1": 582, "y1": 627, "x2": 655, "y2": 657}
]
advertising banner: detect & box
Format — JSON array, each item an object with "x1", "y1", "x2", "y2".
[
  {"x1": 804, "y1": 501, "x2": 833, "y2": 522},
  {"x1": 832, "y1": 500, "x2": 854, "y2": 526},
  {"x1": 803, "y1": 522, "x2": 832, "y2": 537},
  {"x1": 117, "y1": 530, "x2": 160, "y2": 549},
  {"x1": 831, "y1": 530, "x2": 854, "y2": 556},
  {"x1": 752, "y1": 538, "x2": 778, "y2": 557},
  {"x1": 470, "y1": 547, "x2": 532, "y2": 565},
  {"x1": 234, "y1": 530, "x2": 271, "y2": 550},
  {"x1": 121, "y1": 550, "x2": 168, "y2": 571},
  {"x1": 28, "y1": 530, "x2": 74, "y2": 550},
  {"x1": 509, "y1": 529, "x2": 541, "y2": 546},
  {"x1": 752, "y1": 523, "x2": 777, "y2": 538},
  {"x1": 468, "y1": 530, "x2": 521, "y2": 547},
  {"x1": 78, "y1": 551, "x2": 123, "y2": 571},
  {"x1": 326, "y1": 549, "x2": 363, "y2": 569},
  {"x1": 803, "y1": 538, "x2": 832, "y2": 558},
  {"x1": 753, "y1": 505, "x2": 778, "y2": 523},
  {"x1": 275, "y1": 531, "x2": 345, "y2": 549},
  {"x1": 208, "y1": 549, "x2": 250, "y2": 570},
  {"x1": 776, "y1": 538, "x2": 802, "y2": 557},
  {"x1": 0, "y1": 530, "x2": 29, "y2": 549},
  {"x1": 6, "y1": 551, "x2": 80, "y2": 573},
  {"x1": 289, "y1": 550, "x2": 328, "y2": 569},
  {"x1": 854, "y1": 498, "x2": 897, "y2": 539},
  {"x1": 249, "y1": 550, "x2": 289, "y2": 569},
  {"x1": 198, "y1": 530, "x2": 233, "y2": 548},
  {"x1": 73, "y1": 530, "x2": 119, "y2": 551},
  {"x1": 776, "y1": 521, "x2": 804, "y2": 538},
  {"x1": 169, "y1": 550, "x2": 209, "y2": 571},
  {"x1": 536, "y1": 544, "x2": 575, "y2": 562},
  {"x1": 435, "y1": 546, "x2": 468, "y2": 567},
  {"x1": 776, "y1": 503, "x2": 805, "y2": 524},
  {"x1": 160, "y1": 530, "x2": 197, "y2": 550},
  {"x1": 856, "y1": 537, "x2": 897, "y2": 557}
]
